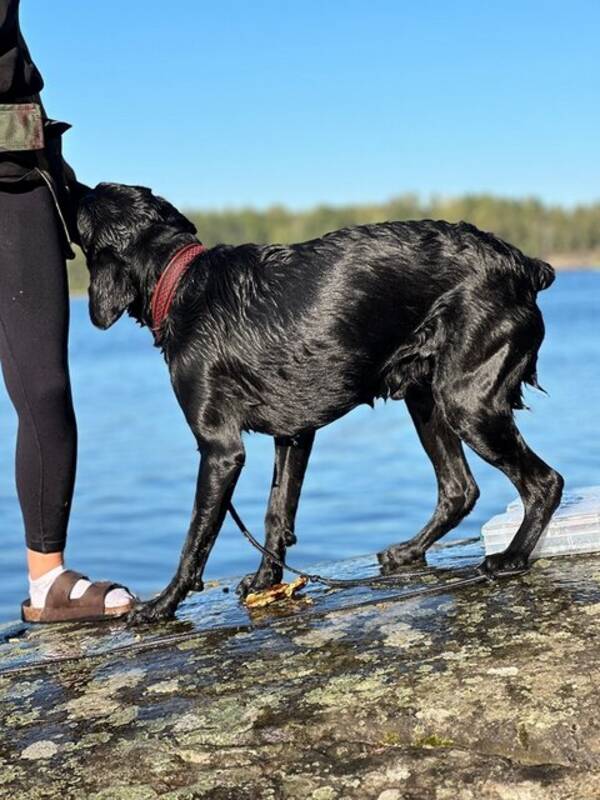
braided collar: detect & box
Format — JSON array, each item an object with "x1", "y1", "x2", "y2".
[{"x1": 150, "y1": 242, "x2": 205, "y2": 341}]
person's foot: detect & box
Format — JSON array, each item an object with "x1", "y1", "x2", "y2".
[{"x1": 29, "y1": 565, "x2": 133, "y2": 611}]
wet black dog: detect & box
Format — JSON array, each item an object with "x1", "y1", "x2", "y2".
[{"x1": 77, "y1": 183, "x2": 563, "y2": 623}]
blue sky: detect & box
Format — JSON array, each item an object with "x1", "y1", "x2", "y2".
[{"x1": 23, "y1": 0, "x2": 599, "y2": 209}]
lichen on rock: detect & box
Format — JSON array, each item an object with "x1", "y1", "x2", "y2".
[{"x1": 1, "y1": 552, "x2": 600, "y2": 798}]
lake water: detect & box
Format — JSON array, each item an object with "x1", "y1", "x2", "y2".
[{"x1": 1, "y1": 271, "x2": 598, "y2": 622}]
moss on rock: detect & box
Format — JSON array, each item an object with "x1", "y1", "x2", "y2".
[{"x1": 1, "y1": 553, "x2": 600, "y2": 798}]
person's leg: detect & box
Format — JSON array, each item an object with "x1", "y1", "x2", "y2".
[
  {"x1": 0, "y1": 183, "x2": 76, "y2": 555},
  {"x1": 0, "y1": 183, "x2": 131, "y2": 613},
  {"x1": 27, "y1": 551, "x2": 64, "y2": 580}
]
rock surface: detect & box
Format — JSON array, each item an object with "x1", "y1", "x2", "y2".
[{"x1": 1, "y1": 544, "x2": 600, "y2": 799}]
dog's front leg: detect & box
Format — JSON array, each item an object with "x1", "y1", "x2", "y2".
[
  {"x1": 237, "y1": 430, "x2": 315, "y2": 597},
  {"x1": 129, "y1": 432, "x2": 245, "y2": 624}
]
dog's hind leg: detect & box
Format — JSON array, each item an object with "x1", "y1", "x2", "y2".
[
  {"x1": 446, "y1": 403, "x2": 563, "y2": 573},
  {"x1": 378, "y1": 386, "x2": 479, "y2": 573},
  {"x1": 438, "y1": 319, "x2": 564, "y2": 573},
  {"x1": 236, "y1": 430, "x2": 315, "y2": 597}
]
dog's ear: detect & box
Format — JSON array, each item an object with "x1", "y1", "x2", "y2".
[
  {"x1": 167, "y1": 207, "x2": 197, "y2": 235},
  {"x1": 88, "y1": 248, "x2": 136, "y2": 329},
  {"x1": 155, "y1": 195, "x2": 197, "y2": 236}
]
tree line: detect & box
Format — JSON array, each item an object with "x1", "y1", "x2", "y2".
[{"x1": 68, "y1": 193, "x2": 600, "y2": 293}]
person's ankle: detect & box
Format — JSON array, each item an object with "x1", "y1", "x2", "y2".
[{"x1": 27, "y1": 549, "x2": 64, "y2": 580}]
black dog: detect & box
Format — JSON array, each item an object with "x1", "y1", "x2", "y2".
[{"x1": 77, "y1": 183, "x2": 564, "y2": 623}]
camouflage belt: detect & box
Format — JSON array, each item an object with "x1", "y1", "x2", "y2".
[{"x1": 0, "y1": 103, "x2": 44, "y2": 152}]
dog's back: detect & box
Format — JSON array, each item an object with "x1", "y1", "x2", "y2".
[{"x1": 174, "y1": 219, "x2": 553, "y2": 435}]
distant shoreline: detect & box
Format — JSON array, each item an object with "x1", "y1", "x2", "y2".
[{"x1": 545, "y1": 253, "x2": 600, "y2": 269}]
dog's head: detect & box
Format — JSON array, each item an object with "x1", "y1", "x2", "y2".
[{"x1": 77, "y1": 183, "x2": 197, "y2": 329}]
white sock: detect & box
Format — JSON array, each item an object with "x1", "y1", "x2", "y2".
[{"x1": 29, "y1": 565, "x2": 133, "y2": 610}]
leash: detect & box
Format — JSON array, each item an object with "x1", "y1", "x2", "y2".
[{"x1": 227, "y1": 501, "x2": 500, "y2": 591}]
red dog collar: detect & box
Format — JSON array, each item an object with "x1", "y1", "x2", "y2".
[{"x1": 150, "y1": 242, "x2": 205, "y2": 340}]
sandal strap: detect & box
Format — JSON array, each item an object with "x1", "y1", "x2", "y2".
[
  {"x1": 38, "y1": 570, "x2": 131, "y2": 622},
  {"x1": 70, "y1": 581, "x2": 122, "y2": 610},
  {"x1": 44, "y1": 570, "x2": 89, "y2": 610}
]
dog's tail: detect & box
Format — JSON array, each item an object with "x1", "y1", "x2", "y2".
[
  {"x1": 379, "y1": 251, "x2": 554, "y2": 402},
  {"x1": 379, "y1": 289, "x2": 457, "y2": 400}
]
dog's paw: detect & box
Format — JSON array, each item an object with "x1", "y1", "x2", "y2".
[
  {"x1": 236, "y1": 567, "x2": 281, "y2": 599},
  {"x1": 126, "y1": 599, "x2": 177, "y2": 626},
  {"x1": 479, "y1": 551, "x2": 529, "y2": 577},
  {"x1": 236, "y1": 574, "x2": 258, "y2": 598},
  {"x1": 377, "y1": 543, "x2": 426, "y2": 574}
]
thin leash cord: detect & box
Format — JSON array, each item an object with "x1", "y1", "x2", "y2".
[{"x1": 227, "y1": 502, "x2": 494, "y2": 590}]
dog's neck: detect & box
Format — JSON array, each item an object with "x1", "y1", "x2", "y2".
[{"x1": 132, "y1": 233, "x2": 200, "y2": 334}]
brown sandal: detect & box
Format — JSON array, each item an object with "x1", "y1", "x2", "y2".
[{"x1": 21, "y1": 569, "x2": 134, "y2": 624}]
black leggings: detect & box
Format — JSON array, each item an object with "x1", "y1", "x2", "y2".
[{"x1": 0, "y1": 183, "x2": 76, "y2": 553}]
